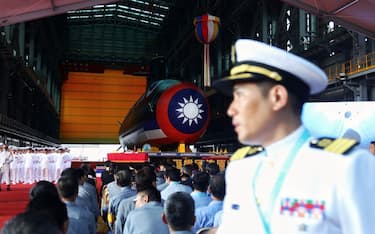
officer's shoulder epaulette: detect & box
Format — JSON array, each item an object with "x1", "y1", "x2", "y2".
[
  {"x1": 310, "y1": 137, "x2": 359, "y2": 155},
  {"x1": 230, "y1": 145, "x2": 264, "y2": 161}
]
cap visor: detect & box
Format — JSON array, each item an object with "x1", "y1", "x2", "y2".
[
  {"x1": 212, "y1": 78, "x2": 235, "y2": 96},
  {"x1": 213, "y1": 74, "x2": 264, "y2": 96}
]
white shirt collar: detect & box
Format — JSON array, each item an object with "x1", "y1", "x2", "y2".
[{"x1": 262, "y1": 126, "x2": 307, "y2": 165}]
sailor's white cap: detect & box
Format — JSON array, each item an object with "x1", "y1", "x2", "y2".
[
  {"x1": 213, "y1": 39, "x2": 328, "y2": 97},
  {"x1": 7, "y1": 145, "x2": 15, "y2": 150}
]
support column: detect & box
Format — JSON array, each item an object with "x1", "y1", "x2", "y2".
[
  {"x1": 216, "y1": 47, "x2": 222, "y2": 81},
  {"x1": 261, "y1": 3, "x2": 269, "y2": 43},
  {"x1": 41, "y1": 63, "x2": 48, "y2": 89},
  {"x1": 352, "y1": 33, "x2": 360, "y2": 58},
  {"x1": 310, "y1": 15, "x2": 317, "y2": 42},
  {"x1": 47, "y1": 69, "x2": 52, "y2": 96},
  {"x1": 36, "y1": 53, "x2": 42, "y2": 72},
  {"x1": 4, "y1": 25, "x2": 13, "y2": 43},
  {"x1": 0, "y1": 61, "x2": 10, "y2": 114},
  {"x1": 18, "y1": 23, "x2": 25, "y2": 59},
  {"x1": 357, "y1": 34, "x2": 367, "y2": 57},
  {"x1": 29, "y1": 26, "x2": 35, "y2": 68},
  {"x1": 15, "y1": 78, "x2": 24, "y2": 121},
  {"x1": 369, "y1": 39, "x2": 375, "y2": 52},
  {"x1": 299, "y1": 9, "x2": 307, "y2": 47},
  {"x1": 358, "y1": 79, "x2": 368, "y2": 101}
]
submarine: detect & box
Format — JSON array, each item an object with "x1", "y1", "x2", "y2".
[{"x1": 119, "y1": 79, "x2": 210, "y2": 151}]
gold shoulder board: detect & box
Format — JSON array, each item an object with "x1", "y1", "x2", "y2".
[
  {"x1": 310, "y1": 137, "x2": 359, "y2": 155},
  {"x1": 230, "y1": 145, "x2": 264, "y2": 161}
]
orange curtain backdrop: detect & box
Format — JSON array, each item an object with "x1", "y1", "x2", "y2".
[{"x1": 60, "y1": 70, "x2": 147, "y2": 143}]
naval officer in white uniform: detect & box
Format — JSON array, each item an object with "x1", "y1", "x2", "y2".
[{"x1": 212, "y1": 39, "x2": 375, "y2": 234}]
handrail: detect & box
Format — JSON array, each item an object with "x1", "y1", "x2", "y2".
[{"x1": 324, "y1": 51, "x2": 375, "y2": 80}]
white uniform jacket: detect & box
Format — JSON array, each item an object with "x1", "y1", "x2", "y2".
[{"x1": 218, "y1": 127, "x2": 375, "y2": 234}]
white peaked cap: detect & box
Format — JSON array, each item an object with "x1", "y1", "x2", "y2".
[{"x1": 214, "y1": 39, "x2": 328, "y2": 96}]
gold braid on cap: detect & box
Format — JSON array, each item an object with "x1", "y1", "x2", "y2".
[
  {"x1": 213, "y1": 60, "x2": 310, "y2": 99},
  {"x1": 229, "y1": 64, "x2": 283, "y2": 81}
]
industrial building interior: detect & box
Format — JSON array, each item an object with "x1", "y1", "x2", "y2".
[{"x1": 0, "y1": 0, "x2": 374, "y2": 153}]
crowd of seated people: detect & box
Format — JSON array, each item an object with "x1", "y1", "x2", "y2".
[
  {"x1": 110, "y1": 161, "x2": 224, "y2": 234},
  {"x1": 1, "y1": 160, "x2": 225, "y2": 234}
]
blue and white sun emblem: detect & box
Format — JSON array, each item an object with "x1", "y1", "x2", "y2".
[{"x1": 176, "y1": 96, "x2": 204, "y2": 126}]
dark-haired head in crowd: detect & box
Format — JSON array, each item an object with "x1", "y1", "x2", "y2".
[
  {"x1": 25, "y1": 195, "x2": 68, "y2": 234},
  {"x1": 205, "y1": 163, "x2": 220, "y2": 176},
  {"x1": 80, "y1": 163, "x2": 99, "y2": 202},
  {"x1": 166, "y1": 167, "x2": 181, "y2": 182},
  {"x1": 192, "y1": 172, "x2": 226, "y2": 233},
  {"x1": 61, "y1": 167, "x2": 82, "y2": 184},
  {"x1": 1, "y1": 212, "x2": 61, "y2": 234},
  {"x1": 160, "y1": 167, "x2": 193, "y2": 201},
  {"x1": 156, "y1": 162, "x2": 171, "y2": 191},
  {"x1": 58, "y1": 175, "x2": 96, "y2": 234},
  {"x1": 180, "y1": 164, "x2": 194, "y2": 189},
  {"x1": 60, "y1": 167, "x2": 99, "y2": 220},
  {"x1": 29, "y1": 180, "x2": 59, "y2": 200},
  {"x1": 114, "y1": 166, "x2": 158, "y2": 234},
  {"x1": 191, "y1": 162, "x2": 200, "y2": 176},
  {"x1": 135, "y1": 166, "x2": 157, "y2": 191},
  {"x1": 58, "y1": 175, "x2": 79, "y2": 200},
  {"x1": 191, "y1": 171, "x2": 211, "y2": 209},
  {"x1": 135, "y1": 186, "x2": 161, "y2": 204},
  {"x1": 208, "y1": 172, "x2": 226, "y2": 201},
  {"x1": 107, "y1": 168, "x2": 136, "y2": 227},
  {"x1": 87, "y1": 167, "x2": 97, "y2": 187},
  {"x1": 101, "y1": 160, "x2": 115, "y2": 193},
  {"x1": 162, "y1": 191, "x2": 195, "y2": 233},
  {"x1": 115, "y1": 169, "x2": 132, "y2": 187},
  {"x1": 124, "y1": 186, "x2": 169, "y2": 234}
]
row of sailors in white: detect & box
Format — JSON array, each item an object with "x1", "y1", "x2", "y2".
[{"x1": 0, "y1": 145, "x2": 72, "y2": 184}]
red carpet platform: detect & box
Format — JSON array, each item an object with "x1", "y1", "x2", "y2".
[
  {"x1": 0, "y1": 183, "x2": 33, "y2": 230},
  {"x1": 0, "y1": 180, "x2": 105, "y2": 233}
]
